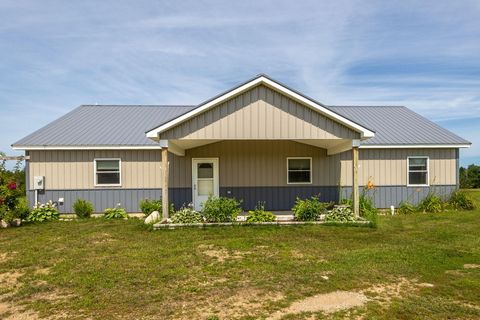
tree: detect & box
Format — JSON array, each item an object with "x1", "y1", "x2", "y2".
[{"x1": 460, "y1": 164, "x2": 480, "y2": 189}]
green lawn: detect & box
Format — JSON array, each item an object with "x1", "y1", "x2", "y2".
[{"x1": 1, "y1": 192, "x2": 480, "y2": 319}]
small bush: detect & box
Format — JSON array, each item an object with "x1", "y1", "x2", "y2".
[
  {"x1": 139, "y1": 199, "x2": 174, "y2": 216},
  {"x1": 73, "y1": 198, "x2": 94, "y2": 218},
  {"x1": 27, "y1": 201, "x2": 59, "y2": 222},
  {"x1": 448, "y1": 190, "x2": 476, "y2": 211},
  {"x1": 139, "y1": 199, "x2": 161, "y2": 215},
  {"x1": 15, "y1": 197, "x2": 30, "y2": 220},
  {"x1": 417, "y1": 193, "x2": 443, "y2": 213},
  {"x1": 292, "y1": 196, "x2": 328, "y2": 221},
  {"x1": 359, "y1": 194, "x2": 378, "y2": 227},
  {"x1": 397, "y1": 201, "x2": 416, "y2": 214},
  {"x1": 325, "y1": 206, "x2": 355, "y2": 222},
  {"x1": 104, "y1": 206, "x2": 128, "y2": 219},
  {"x1": 171, "y1": 204, "x2": 203, "y2": 224},
  {"x1": 202, "y1": 196, "x2": 242, "y2": 223},
  {"x1": 246, "y1": 202, "x2": 276, "y2": 223}
]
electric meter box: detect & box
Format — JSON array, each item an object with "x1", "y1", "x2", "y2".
[{"x1": 33, "y1": 176, "x2": 45, "y2": 190}]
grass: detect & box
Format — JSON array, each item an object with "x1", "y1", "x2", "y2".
[{"x1": 0, "y1": 190, "x2": 479, "y2": 319}]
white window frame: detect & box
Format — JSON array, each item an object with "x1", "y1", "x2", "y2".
[
  {"x1": 407, "y1": 156, "x2": 429, "y2": 187},
  {"x1": 94, "y1": 158, "x2": 122, "y2": 187},
  {"x1": 287, "y1": 157, "x2": 312, "y2": 185}
]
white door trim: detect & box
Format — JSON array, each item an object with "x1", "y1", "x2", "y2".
[{"x1": 192, "y1": 158, "x2": 219, "y2": 210}]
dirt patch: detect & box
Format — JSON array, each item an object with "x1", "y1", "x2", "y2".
[
  {"x1": 0, "y1": 300, "x2": 40, "y2": 320},
  {"x1": 91, "y1": 232, "x2": 116, "y2": 244},
  {"x1": 291, "y1": 250, "x2": 304, "y2": 258},
  {"x1": 463, "y1": 264, "x2": 480, "y2": 269},
  {"x1": 198, "y1": 244, "x2": 249, "y2": 263},
  {"x1": 0, "y1": 271, "x2": 23, "y2": 288},
  {"x1": 268, "y1": 291, "x2": 367, "y2": 319},
  {"x1": 196, "y1": 288, "x2": 284, "y2": 319},
  {"x1": 35, "y1": 267, "x2": 51, "y2": 275},
  {"x1": 268, "y1": 277, "x2": 435, "y2": 319},
  {"x1": 0, "y1": 252, "x2": 16, "y2": 264}
]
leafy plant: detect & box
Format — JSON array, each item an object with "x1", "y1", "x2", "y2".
[
  {"x1": 447, "y1": 190, "x2": 476, "y2": 211},
  {"x1": 139, "y1": 199, "x2": 174, "y2": 216},
  {"x1": 201, "y1": 196, "x2": 242, "y2": 223},
  {"x1": 292, "y1": 195, "x2": 328, "y2": 221},
  {"x1": 325, "y1": 206, "x2": 356, "y2": 222},
  {"x1": 246, "y1": 202, "x2": 276, "y2": 223},
  {"x1": 359, "y1": 194, "x2": 378, "y2": 227},
  {"x1": 26, "y1": 201, "x2": 59, "y2": 222},
  {"x1": 15, "y1": 197, "x2": 30, "y2": 220},
  {"x1": 104, "y1": 206, "x2": 128, "y2": 219},
  {"x1": 417, "y1": 193, "x2": 443, "y2": 213},
  {"x1": 73, "y1": 198, "x2": 94, "y2": 218},
  {"x1": 171, "y1": 204, "x2": 203, "y2": 224},
  {"x1": 397, "y1": 201, "x2": 417, "y2": 214}
]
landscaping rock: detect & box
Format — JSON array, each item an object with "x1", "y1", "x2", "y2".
[
  {"x1": 10, "y1": 219, "x2": 21, "y2": 227},
  {"x1": 145, "y1": 211, "x2": 161, "y2": 224},
  {"x1": 0, "y1": 220, "x2": 9, "y2": 228}
]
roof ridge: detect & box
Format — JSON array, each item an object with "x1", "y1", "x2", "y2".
[
  {"x1": 80, "y1": 104, "x2": 196, "y2": 107},
  {"x1": 328, "y1": 105, "x2": 407, "y2": 108}
]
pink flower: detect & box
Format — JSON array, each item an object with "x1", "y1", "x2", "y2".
[{"x1": 6, "y1": 182, "x2": 17, "y2": 190}]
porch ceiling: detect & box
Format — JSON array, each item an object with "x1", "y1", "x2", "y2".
[{"x1": 164, "y1": 138, "x2": 357, "y2": 156}]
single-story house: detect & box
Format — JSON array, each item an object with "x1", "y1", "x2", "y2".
[{"x1": 12, "y1": 74, "x2": 471, "y2": 217}]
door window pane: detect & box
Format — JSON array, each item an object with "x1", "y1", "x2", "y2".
[
  {"x1": 198, "y1": 180, "x2": 213, "y2": 196},
  {"x1": 198, "y1": 163, "x2": 213, "y2": 179}
]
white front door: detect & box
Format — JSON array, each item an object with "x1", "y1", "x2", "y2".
[{"x1": 192, "y1": 158, "x2": 219, "y2": 211}]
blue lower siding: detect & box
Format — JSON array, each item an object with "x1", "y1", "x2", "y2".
[
  {"x1": 340, "y1": 185, "x2": 457, "y2": 208},
  {"x1": 28, "y1": 185, "x2": 457, "y2": 213},
  {"x1": 27, "y1": 188, "x2": 190, "y2": 213}
]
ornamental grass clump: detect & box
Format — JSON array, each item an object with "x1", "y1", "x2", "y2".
[
  {"x1": 417, "y1": 193, "x2": 443, "y2": 213},
  {"x1": 246, "y1": 202, "x2": 276, "y2": 223},
  {"x1": 292, "y1": 195, "x2": 328, "y2": 221},
  {"x1": 448, "y1": 190, "x2": 476, "y2": 211},
  {"x1": 171, "y1": 204, "x2": 203, "y2": 224},
  {"x1": 397, "y1": 201, "x2": 417, "y2": 214},
  {"x1": 201, "y1": 196, "x2": 242, "y2": 223},
  {"x1": 73, "y1": 198, "x2": 94, "y2": 218}
]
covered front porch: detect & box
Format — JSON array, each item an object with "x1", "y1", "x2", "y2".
[
  {"x1": 157, "y1": 138, "x2": 361, "y2": 220},
  {"x1": 145, "y1": 75, "x2": 374, "y2": 220}
]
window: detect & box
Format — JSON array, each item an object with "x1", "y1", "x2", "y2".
[
  {"x1": 95, "y1": 159, "x2": 121, "y2": 186},
  {"x1": 407, "y1": 156, "x2": 429, "y2": 186},
  {"x1": 287, "y1": 157, "x2": 312, "y2": 184}
]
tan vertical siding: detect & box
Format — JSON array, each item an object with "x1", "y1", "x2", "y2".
[
  {"x1": 28, "y1": 145, "x2": 457, "y2": 190},
  {"x1": 159, "y1": 85, "x2": 360, "y2": 140},
  {"x1": 337, "y1": 148, "x2": 457, "y2": 186}
]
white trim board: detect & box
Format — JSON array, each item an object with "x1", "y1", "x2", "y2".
[
  {"x1": 146, "y1": 75, "x2": 375, "y2": 139},
  {"x1": 359, "y1": 144, "x2": 471, "y2": 149},
  {"x1": 12, "y1": 145, "x2": 162, "y2": 151}
]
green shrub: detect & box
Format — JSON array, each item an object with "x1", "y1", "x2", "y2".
[
  {"x1": 104, "y1": 206, "x2": 128, "y2": 219},
  {"x1": 15, "y1": 197, "x2": 30, "y2": 220},
  {"x1": 201, "y1": 196, "x2": 242, "y2": 223},
  {"x1": 417, "y1": 193, "x2": 443, "y2": 213},
  {"x1": 27, "y1": 201, "x2": 59, "y2": 222},
  {"x1": 448, "y1": 190, "x2": 476, "y2": 211},
  {"x1": 246, "y1": 202, "x2": 276, "y2": 223},
  {"x1": 171, "y1": 205, "x2": 203, "y2": 224},
  {"x1": 397, "y1": 201, "x2": 416, "y2": 214},
  {"x1": 73, "y1": 198, "x2": 94, "y2": 218},
  {"x1": 2, "y1": 209, "x2": 19, "y2": 223},
  {"x1": 292, "y1": 196, "x2": 328, "y2": 221},
  {"x1": 139, "y1": 199, "x2": 174, "y2": 216},
  {"x1": 325, "y1": 206, "x2": 356, "y2": 222},
  {"x1": 359, "y1": 194, "x2": 378, "y2": 227}
]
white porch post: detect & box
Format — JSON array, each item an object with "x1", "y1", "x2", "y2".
[
  {"x1": 161, "y1": 147, "x2": 169, "y2": 220},
  {"x1": 352, "y1": 140, "x2": 360, "y2": 218}
]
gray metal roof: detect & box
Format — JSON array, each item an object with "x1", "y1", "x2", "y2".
[
  {"x1": 12, "y1": 104, "x2": 469, "y2": 147},
  {"x1": 12, "y1": 105, "x2": 195, "y2": 147},
  {"x1": 328, "y1": 106, "x2": 470, "y2": 145}
]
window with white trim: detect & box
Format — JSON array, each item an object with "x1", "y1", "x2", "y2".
[
  {"x1": 407, "y1": 157, "x2": 428, "y2": 186},
  {"x1": 287, "y1": 158, "x2": 312, "y2": 184},
  {"x1": 95, "y1": 159, "x2": 121, "y2": 186}
]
